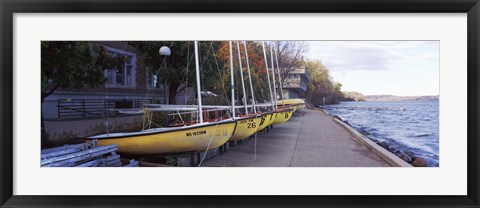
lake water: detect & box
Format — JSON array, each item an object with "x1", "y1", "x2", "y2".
[{"x1": 324, "y1": 101, "x2": 439, "y2": 167}]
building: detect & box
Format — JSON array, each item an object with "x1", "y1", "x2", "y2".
[
  {"x1": 42, "y1": 41, "x2": 167, "y2": 120},
  {"x1": 280, "y1": 68, "x2": 310, "y2": 99}
]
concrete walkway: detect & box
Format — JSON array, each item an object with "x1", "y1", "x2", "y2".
[{"x1": 202, "y1": 109, "x2": 390, "y2": 167}]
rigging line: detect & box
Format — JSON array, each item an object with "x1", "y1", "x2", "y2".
[
  {"x1": 211, "y1": 41, "x2": 231, "y2": 109},
  {"x1": 194, "y1": 41, "x2": 204, "y2": 124},
  {"x1": 212, "y1": 132, "x2": 258, "y2": 163},
  {"x1": 200, "y1": 41, "x2": 215, "y2": 69},
  {"x1": 261, "y1": 41, "x2": 275, "y2": 111},
  {"x1": 233, "y1": 43, "x2": 244, "y2": 116},
  {"x1": 193, "y1": 42, "x2": 209, "y2": 119},
  {"x1": 176, "y1": 110, "x2": 185, "y2": 124},
  {"x1": 198, "y1": 41, "x2": 215, "y2": 95},
  {"x1": 234, "y1": 55, "x2": 240, "y2": 116},
  {"x1": 166, "y1": 41, "x2": 196, "y2": 108},
  {"x1": 171, "y1": 41, "x2": 195, "y2": 105},
  {"x1": 236, "y1": 41, "x2": 248, "y2": 115},
  {"x1": 142, "y1": 42, "x2": 175, "y2": 103},
  {"x1": 184, "y1": 41, "x2": 190, "y2": 106},
  {"x1": 243, "y1": 41, "x2": 257, "y2": 114},
  {"x1": 142, "y1": 55, "x2": 167, "y2": 102},
  {"x1": 229, "y1": 41, "x2": 236, "y2": 119},
  {"x1": 178, "y1": 42, "x2": 196, "y2": 125},
  {"x1": 157, "y1": 41, "x2": 195, "y2": 126},
  {"x1": 269, "y1": 42, "x2": 278, "y2": 109},
  {"x1": 197, "y1": 122, "x2": 219, "y2": 167},
  {"x1": 138, "y1": 42, "x2": 174, "y2": 130},
  {"x1": 273, "y1": 42, "x2": 284, "y2": 100}
]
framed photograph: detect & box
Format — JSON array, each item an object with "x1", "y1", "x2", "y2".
[{"x1": 1, "y1": 0, "x2": 479, "y2": 207}]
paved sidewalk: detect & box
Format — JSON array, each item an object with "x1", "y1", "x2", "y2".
[{"x1": 202, "y1": 109, "x2": 390, "y2": 167}]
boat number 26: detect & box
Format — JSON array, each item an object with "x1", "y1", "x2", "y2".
[{"x1": 247, "y1": 122, "x2": 257, "y2": 129}]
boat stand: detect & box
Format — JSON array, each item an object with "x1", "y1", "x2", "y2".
[{"x1": 122, "y1": 147, "x2": 225, "y2": 167}]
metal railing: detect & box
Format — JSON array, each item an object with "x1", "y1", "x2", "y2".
[{"x1": 57, "y1": 99, "x2": 151, "y2": 119}]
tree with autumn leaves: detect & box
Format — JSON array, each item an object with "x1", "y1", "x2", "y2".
[
  {"x1": 41, "y1": 41, "x2": 346, "y2": 130},
  {"x1": 131, "y1": 41, "x2": 277, "y2": 105},
  {"x1": 114, "y1": 41, "x2": 346, "y2": 106},
  {"x1": 42, "y1": 41, "x2": 346, "y2": 109},
  {"x1": 215, "y1": 41, "x2": 271, "y2": 104}
]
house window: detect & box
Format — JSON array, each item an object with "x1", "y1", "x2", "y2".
[{"x1": 104, "y1": 47, "x2": 136, "y2": 88}]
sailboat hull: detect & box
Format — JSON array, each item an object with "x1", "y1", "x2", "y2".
[
  {"x1": 86, "y1": 121, "x2": 237, "y2": 155},
  {"x1": 229, "y1": 116, "x2": 262, "y2": 141},
  {"x1": 271, "y1": 108, "x2": 294, "y2": 125},
  {"x1": 277, "y1": 99, "x2": 305, "y2": 112},
  {"x1": 257, "y1": 113, "x2": 275, "y2": 132}
]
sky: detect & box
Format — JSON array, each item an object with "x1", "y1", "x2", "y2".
[{"x1": 304, "y1": 41, "x2": 440, "y2": 96}]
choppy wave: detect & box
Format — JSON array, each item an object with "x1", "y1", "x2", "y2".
[{"x1": 325, "y1": 101, "x2": 439, "y2": 167}]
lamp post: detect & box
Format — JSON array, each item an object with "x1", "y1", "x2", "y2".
[
  {"x1": 159, "y1": 46, "x2": 171, "y2": 127},
  {"x1": 159, "y1": 46, "x2": 171, "y2": 104}
]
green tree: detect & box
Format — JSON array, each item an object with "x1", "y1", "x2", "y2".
[
  {"x1": 302, "y1": 59, "x2": 344, "y2": 105},
  {"x1": 41, "y1": 41, "x2": 125, "y2": 145},
  {"x1": 333, "y1": 81, "x2": 345, "y2": 103},
  {"x1": 343, "y1": 91, "x2": 366, "y2": 101},
  {"x1": 130, "y1": 41, "x2": 225, "y2": 104}
]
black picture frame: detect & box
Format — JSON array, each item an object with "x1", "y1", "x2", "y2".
[{"x1": 1, "y1": 0, "x2": 479, "y2": 207}]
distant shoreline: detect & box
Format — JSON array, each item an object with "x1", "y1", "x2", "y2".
[
  {"x1": 363, "y1": 95, "x2": 439, "y2": 102},
  {"x1": 341, "y1": 91, "x2": 439, "y2": 102}
]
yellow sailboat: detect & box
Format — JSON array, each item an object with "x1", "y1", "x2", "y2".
[
  {"x1": 86, "y1": 41, "x2": 235, "y2": 155},
  {"x1": 256, "y1": 112, "x2": 275, "y2": 132},
  {"x1": 226, "y1": 41, "x2": 264, "y2": 141},
  {"x1": 277, "y1": 98, "x2": 306, "y2": 112},
  {"x1": 271, "y1": 107, "x2": 294, "y2": 125},
  {"x1": 86, "y1": 120, "x2": 236, "y2": 154},
  {"x1": 229, "y1": 115, "x2": 262, "y2": 141}
]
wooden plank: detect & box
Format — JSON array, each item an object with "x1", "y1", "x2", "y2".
[
  {"x1": 124, "y1": 160, "x2": 139, "y2": 167},
  {"x1": 41, "y1": 142, "x2": 92, "y2": 156},
  {"x1": 77, "y1": 155, "x2": 121, "y2": 167},
  {"x1": 45, "y1": 148, "x2": 115, "y2": 167},
  {"x1": 41, "y1": 148, "x2": 82, "y2": 159},
  {"x1": 76, "y1": 159, "x2": 102, "y2": 167},
  {"x1": 41, "y1": 145, "x2": 117, "y2": 166}
]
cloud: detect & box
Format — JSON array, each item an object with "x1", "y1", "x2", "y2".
[{"x1": 305, "y1": 41, "x2": 439, "y2": 72}]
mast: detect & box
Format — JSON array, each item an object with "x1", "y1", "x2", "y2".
[
  {"x1": 236, "y1": 41, "x2": 248, "y2": 115},
  {"x1": 243, "y1": 41, "x2": 257, "y2": 114},
  {"x1": 273, "y1": 42, "x2": 284, "y2": 100},
  {"x1": 229, "y1": 41, "x2": 236, "y2": 119},
  {"x1": 194, "y1": 41, "x2": 204, "y2": 123},
  {"x1": 269, "y1": 42, "x2": 278, "y2": 109},
  {"x1": 261, "y1": 41, "x2": 275, "y2": 110}
]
